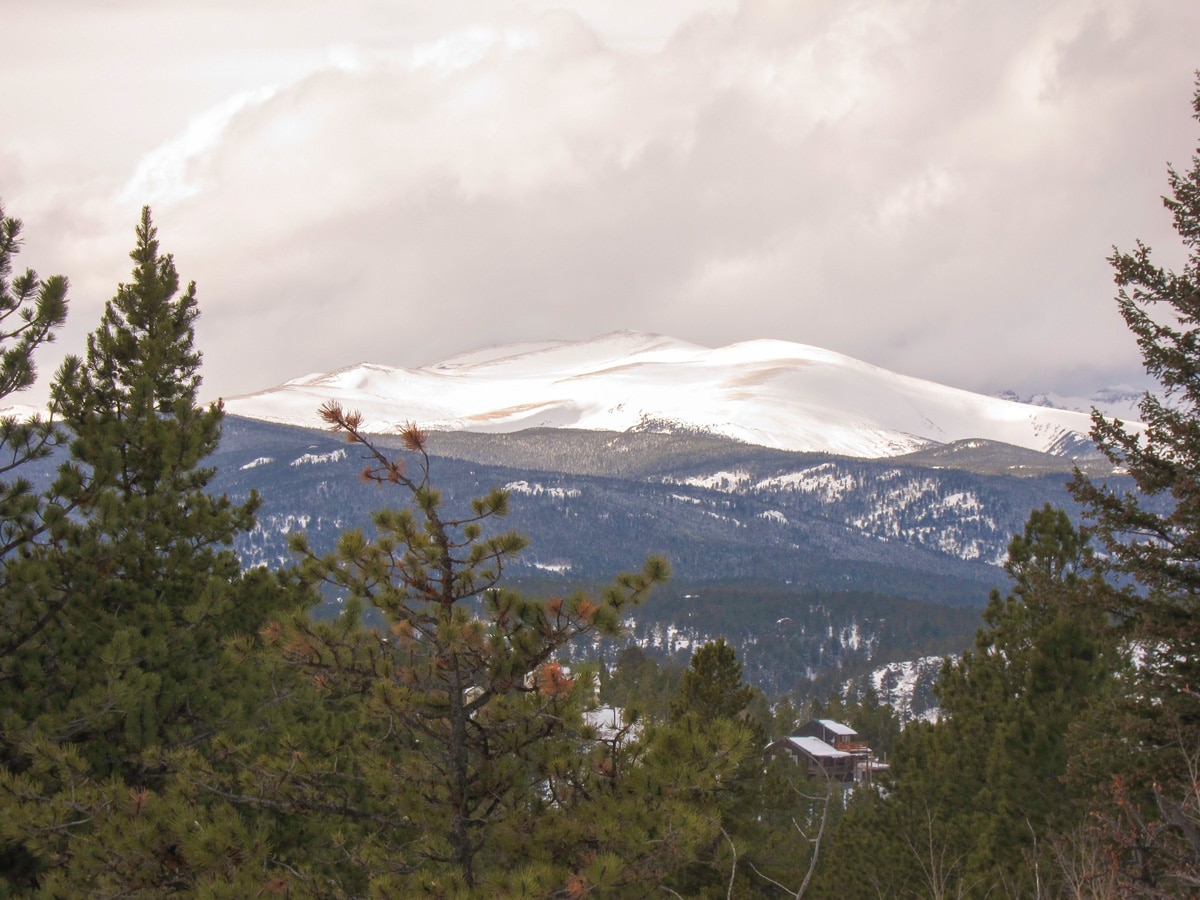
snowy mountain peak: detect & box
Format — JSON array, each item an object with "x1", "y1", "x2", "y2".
[{"x1": 224, "y1": 331, "x2": 1117, "y2": 459}]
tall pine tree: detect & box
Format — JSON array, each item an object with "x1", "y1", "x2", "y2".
[
  {"x1": 0, "y1": 202, "x2": 71, "y2": 893},
  {"x1": 669, "y1": 637, "x2": 756, "y2": 723},
  {"x1": 0, "y1": 208, "x2": 303, "y2": 893},
  {"x1": 1069, "y1": 76, "x2": 1200, "y2": 893},
  {"x1": 666, "y1": 639, "x2": 820, "y2": 898},
  {"x1": 220, "y1": 404, "x2": 681, "y2": 893},
  {"x1": 27, "y1": 205, "x2": 289, "y2": 770}
]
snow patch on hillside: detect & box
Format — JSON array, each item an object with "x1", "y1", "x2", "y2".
[
  {"x1": 505, "y1": 480, "x2": 581, "y2": 500},
  {"x1": 290, "y1": 449, "x2": 347, "y2": 467},
  {"x1": 757, "y1": 464, "x2": 859, "y2": 501},
  {"x1": 848, "y1": 475, "x2": 999, "y2": 563},
  {"x1": 867, "y1": 655, "x2": 950, "y2": 723},
  {"x1": 671, "y1": 470, "x2": 752, "y2": 491}
]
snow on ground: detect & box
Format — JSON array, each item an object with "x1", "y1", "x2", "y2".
[
  {"x1": 290, "y1": 449, "x2": 347, "y2": 466},
  {"x1": 504, "y1": 480, "x2": 581, "y2": 500}
]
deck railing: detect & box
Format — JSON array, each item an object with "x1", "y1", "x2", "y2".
[{"x1": 837, "y1": 740, "x2": 871, "y2": 753}]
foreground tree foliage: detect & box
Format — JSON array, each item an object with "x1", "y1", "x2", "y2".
[
  {"x1": 0, "y1": 208, "x2": 772, "y2": 897},
  {"x1": 0, "y1": 202, "x2": 69, "y2": 678},
  {"x1": 0, "y1": 209, "x2": 305, "y2": 894},
  {"x1": 1068, "y1": 77, "x2": 1200, "y2": 895},
  {"x1": 814, "y1": 506, "x2": 1118, "y2": 898},
  {"x1": 668, "y1": 639, "x2": 833, "y2": 899},
  {"x1": 175, "y1": 405, "x2": 772, "y2": 896},
  {"x1": 0, "y1": 202, "x2": 71, "y2": 889}
]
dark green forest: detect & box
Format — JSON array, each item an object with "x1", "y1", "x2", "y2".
[{"x1": 2, "y1": 80, "x2": 1200, "y2": 899}]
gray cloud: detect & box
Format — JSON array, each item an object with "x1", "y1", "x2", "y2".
[{"x1": 2, "y1": 0, "x2": 1197, "y2": 407}]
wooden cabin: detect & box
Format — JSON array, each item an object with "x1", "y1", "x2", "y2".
[
  {"x1": 767, "y1": 734, "x2": 857, "y2": 783},
  {"x1": 766, "y1": 718, "x2": 880, "y2": 784}
]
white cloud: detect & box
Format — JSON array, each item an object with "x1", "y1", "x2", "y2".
[
  {"x1": 2, "y1": 0, "x2": 1197, "y2": 407},
  {"x1": 121, "y1": 86, "x2": 279, "y2": 206}
]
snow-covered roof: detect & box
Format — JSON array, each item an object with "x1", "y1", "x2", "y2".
[
  {"x1": 818, "y1": 719, "x2": 857, "y2": 737},
  {"x1": 789, "y1": 736, "x2": 850, "y2": 759}
]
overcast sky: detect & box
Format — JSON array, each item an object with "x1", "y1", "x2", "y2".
[{"x1": 3, "y1": 0, "x2": 1198, "y2": 406}]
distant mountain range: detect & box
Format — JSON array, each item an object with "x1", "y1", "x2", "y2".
[
  {"x1": 1, "y1": 332, "x2": 1147, "y2": 706},
  {"x1": 223, "y1": 331, "x2": 1126, "y2": 460},
  {"x1": 210, "y1": 331, "x2": 1146, "y2": 704}
]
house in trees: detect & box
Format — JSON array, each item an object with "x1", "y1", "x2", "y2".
[
  {"x1": 767, "y1": 719, "x2": 885, "y2": 784},
  {"x1": 770, "y1": 734, "x2": 857, "y2": 783}
]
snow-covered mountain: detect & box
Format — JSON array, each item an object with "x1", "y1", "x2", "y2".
[{"x1": 224, "y1": 331, "x2": 1114, "y2": 459}]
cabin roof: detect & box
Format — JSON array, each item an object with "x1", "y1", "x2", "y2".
[{"x1": 789, "y1": 736, "x2": 851, "y2": 759}]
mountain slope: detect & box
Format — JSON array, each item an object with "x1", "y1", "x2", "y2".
[
  {"x1": 223, "y1": 331, "x2": 1105, "y2": 458},
  {"x1": 206, "y1": 416, "x2": 1051, "y2": 699},
  {"x1": 211, "y1": 416, "x2": 1104, "y2": 602}
]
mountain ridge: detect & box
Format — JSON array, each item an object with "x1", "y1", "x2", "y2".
[{"x1": 223, "y1": 330, "x2": 1121, "y2": 459}]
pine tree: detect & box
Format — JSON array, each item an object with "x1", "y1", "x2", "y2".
[
  {"x1": 0, "y1": 204, "x2": 69, "y2": 413},
  {"x1": 669, "y1": 637, "x2": 756, "y2": 723},
  {"x1": 940, "y1": 505, "x2": 1116, "y2": 894},
  {"x1": 814, "y1": 506, "x2": 1116, "y2": 898},
  {"x1": 658, "y1": 639, "x2": 830, "y2": 898},
  {"x1": 0, "y1": 208, "x2": 304, "y2": 892},
  {"x1": 21, "y1": 206, "x2": 290, "y2": 768},
  {"x1": 0, "y1": 202, "x2": 71, "y2": 893},
  {"x1": 1069, "y1": 76, "x2": 1200, "y2": 893},
  {"x1": 0, "y1": 203, "x2": 70, "y2": 658},
  {"x1": 220, "y1": 404, "x2": 706, "y2": 893}
]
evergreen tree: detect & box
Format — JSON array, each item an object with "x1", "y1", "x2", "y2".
[
  {"x1": 814, "y1": 506, "x2": 1116, "y2": 898},
  {"x1": 660, "y1": 639, "x2": 825, "y2": 898},
  {"x1": 1069, "y1": 76, "x2": 1200, "y2": 893},
  {"x1": 0, "y1": 207, "x2": 67, "y2": 397},
  {"x1": 0, "y1": 208, "x2": 303, "y2": 892},
  {"x1": 941, "y1": 505, "x2": 1116, "y2": 894},
  {"x1": 25, "y1": 205, "x2": 292, "y2": 769},
  {"x1": 670, "y1": 636, "x2": 755, "y2": 723},
  {"x1": 0, "y1": 203, "x2": 70, "y2": 656},
  {"x1": 0, "y1": 202, "x2": 70, "y2": 893},
  {"x1": 203, "y1": 404, "x2": 730, "y2": 894}
]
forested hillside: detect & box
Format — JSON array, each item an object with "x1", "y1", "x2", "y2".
[{"x1": 210, "y1": 415, "x2": 1060, "y2": 600}]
